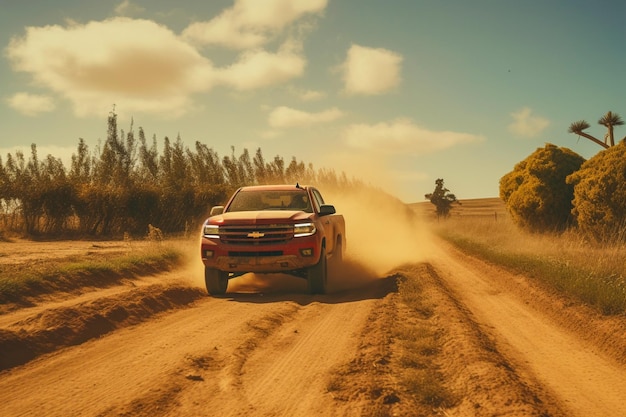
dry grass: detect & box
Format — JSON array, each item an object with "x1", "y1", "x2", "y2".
[
  {"x1": 395, "y1": 273, "x2": 457, "y2": 408},
  {"x1": 413, "y1": 198, "x2": 626, "y2": 315},
  {"x1": 0, "y1": 241, "x2": 184, "y2": 304}
]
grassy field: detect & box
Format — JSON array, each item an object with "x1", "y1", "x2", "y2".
[
  {"x1": 413, "y1": 198, "x2": 626, "y2": 315},
  {"x1": 411, "y1": 197, "x2": 508, "y2": 220},
  {"x1": 0, "y1": 240, "x2": 186, "y2": 305}
]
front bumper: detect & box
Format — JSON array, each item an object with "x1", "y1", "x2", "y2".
[{"x1": 200, "y1": 234, "x2": 321, "y2": 273}]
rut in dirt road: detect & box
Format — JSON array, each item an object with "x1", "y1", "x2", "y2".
[
  {"x1": 390, "y1": 264, "x2": 559, "y2": 417},
  {"x1": 428, "y1": 239, "x2": 626, "y2": 417},
  {"x1": 0, "y1": 276, "x2": 403, "y2": 417},
  {"x1": 0, "y1": 284, "x2": 206, "y2": 371}
]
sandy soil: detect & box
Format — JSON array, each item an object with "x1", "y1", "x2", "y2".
[{"x1": 1, "y1": 235, "x2": 625, "y2": 416}]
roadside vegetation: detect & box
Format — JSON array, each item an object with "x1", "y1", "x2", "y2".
[
  {"x1": 439, "y1": 111, "x2": 626, "y2": 315},
  {"x1": 501, "y1": 111, "x2": 626, "y2": 244},
  {"x1": 420, "y1": 200, "x2": 626, "y2": 316},
  {"x1": 0, "y1": 110, "x2": 361, "y2": 238},
  {"x1": 0, "y1": 239, "x2": 186, "y2": 305},
  {"x1": 395, "y1": 271, "x2": 456, "y2": 408},
  {"x1": 499, "y1": 143, "x2": 584, "y2": 233}
]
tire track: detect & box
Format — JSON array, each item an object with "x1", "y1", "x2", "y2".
[
  {"x1": 232, "y1": 300, "x2": 377, "y2": 416},
  {"x1": 428, "y1": 240, "x2": 626, "y2": 417},
  {"x1": 412, "y1": 263, "x2": 559, "y2": 416}
]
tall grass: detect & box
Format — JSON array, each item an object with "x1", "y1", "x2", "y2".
[{"x1": 433, "y1": 211, "x2": 626, "y2": 315}]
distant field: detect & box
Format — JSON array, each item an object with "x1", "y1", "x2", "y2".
[{"x1": 410, "y1": 197, "x2": 507, "y2": 220}]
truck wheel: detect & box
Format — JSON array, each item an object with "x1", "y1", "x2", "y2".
[
  {"x1": 205, "y1": 267, "x2": 229, "y2": 295},
  {"x1": 307, "y1": 246, "x2": 327, "y2": 294}
]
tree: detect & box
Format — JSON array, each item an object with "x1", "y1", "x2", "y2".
[
  {"x1": 136, "y1": 130, "x2": 159, "y2": 185},
  {"x1": 158, "y1": 135, "x2": 194, "y2": 233},
  {"x1": 188, "y1": 141, "x2": 224, "y2": 186},
  {"x1": 499, "y1": 144, "x2": 585, "y2": 232},
  {"x1": 425, "y1": 178, "x2": 459, "y2": 219},
  {"x1": 266, "y1": 155, "x2": 285, "y2": 184},
  {"x1": 568, "y1": 111, "x2": 625, "y2": 148},
  {"x1": 4, "y1": 148, "x2": 39, "y2": 233},
  {"x1": 285, "y1": 157, "x2": 306, "y2": 183},
  {"x1": 222, "y1": 146, "x2": 244, "y2": 188},
  {"x1": 69, "y1": 138, "x2": 91, "y2": 184},
  {"x1": 253, "y1": 148, "x2": 267, "y2": 184},
  {"x1": 84, "y1": 110, "x2": 137, "y2": 235},
  {"x1": 39, "y1": 154, "x2": 73, "y2": 234},
  {"x1": 598, "y1": 111, "x2": 625, "y2": 147},
  {"x1": 566, "y1": 140, "x2": 626, "y2": 243}
]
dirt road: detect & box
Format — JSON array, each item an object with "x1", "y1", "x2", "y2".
[
  {"x1": 427, "y1": 240, "x2": 626, "y2": 416},
  {"x1": 1, "y1": 237, "x2": 625, "y2": 416}
]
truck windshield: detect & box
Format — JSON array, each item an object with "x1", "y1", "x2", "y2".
[{"x1": 227, "y1": 190, "x2": 313, "y2": 213}]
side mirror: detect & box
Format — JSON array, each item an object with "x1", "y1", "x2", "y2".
[
  {"x1": 210, "y1": 206, "x2": 224, "y2": 216},
  {"x1": 319, "y1": 204, "x2": 336, "y2": 216}
]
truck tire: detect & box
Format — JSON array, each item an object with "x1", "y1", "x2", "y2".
[
  {"x1": 307, "y1": 246, "x2": 327, "y2": 294},
  {"x1": 205, "y1": 267, "x2": 229, "y2": 295}
]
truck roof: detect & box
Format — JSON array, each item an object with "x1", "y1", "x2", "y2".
[{"x1": 238, "y1": 184, "x2": 309, "y2": 192}]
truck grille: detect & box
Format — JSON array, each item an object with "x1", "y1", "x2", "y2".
[
  {"x1": 220, "y1": 224, "x2": 294, "y2": 245},
  {"x1": 228, "y1": 250, "x2": 283, "y2": 257}
]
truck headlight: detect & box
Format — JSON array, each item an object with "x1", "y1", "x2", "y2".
[
  {"x1": 204, "y1": 224, "x2": 220, "y2": 238},
  {"x1": 294, "y1": 222, "x2": 316, "y2": 237}
]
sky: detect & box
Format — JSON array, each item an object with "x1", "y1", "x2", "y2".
[{"x1": 1, "y1": 0, "x2": 624, "y2": 203}]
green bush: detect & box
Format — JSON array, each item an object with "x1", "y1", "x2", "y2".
[
  {"x1": 567, "y1": 140, "x2": 626, "y2": 243},
  {"x1": 500, "y1": 143, "x2": 585, "y2": 232}
]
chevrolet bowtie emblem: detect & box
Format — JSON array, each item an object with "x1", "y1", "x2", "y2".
[{"x1": 248, "y1": 231, "x2": 265, "y2": 238}]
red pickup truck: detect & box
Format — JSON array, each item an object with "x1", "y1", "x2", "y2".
[{"x1": 200, "y1": 184, "x2": 346, "y2": 295}]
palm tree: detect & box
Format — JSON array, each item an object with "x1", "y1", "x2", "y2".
[
  {"x1": 597, "y1": 111, "x2": 624, "y2": 147},
  {"x1": 568, "y1": 120, "x2": 609, "y2": 149}
]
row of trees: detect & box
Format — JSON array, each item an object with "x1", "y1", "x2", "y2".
[
  {"x1": 0, "y1": 112, "x2": 356, "y2": 237},
  {"x1": 500, "y1": 111, "x2": 626, "y2": 243}
]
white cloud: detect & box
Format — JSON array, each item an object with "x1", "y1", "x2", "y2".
[
  {"x1": 5, "y1": 17, "x2": 315, "y2": 117},
  {"x1": 182, "y1": 0, "x2": 327, "y2": 49},
  {"x1": 508, "y1": 107, "x2": 550, "y2": 138},
  {"x1": 7, "y1": 92, "x2": 55, "y2": 116},
  {"x1": 297, "y1": 89, "x2": 326, "y2": 101},
  {"x1": 268, "y1": 106, "x2": 343, "y2": 128},
  {"x1": 114, "y1": 0, "x2": 145, "y2": 16},
  {"x1": 342, "y1": 118, "x2": 485, "y2": 154},
  {"x1": 284, "y1": 86, "x2": 326, "y2": 101},
  {"x1": 341, "y1": 44, "x2": 403, "y2": 95},
  {"x1": 6, "y1": 18, "x2": 216, "y2": 118},
  {"x1": 218, "y1": 47, "x2": 306, "y2": 90}
]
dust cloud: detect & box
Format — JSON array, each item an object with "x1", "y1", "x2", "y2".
[
  {"x1": 175, "y1": 238, "x2": 208, "y2": 290},
  {"x1": 319, "y1": 152, "x2": 435, "y2": 278},
  {"x1": 325, "y1": 186, "x2": 433, "y2": 279}
]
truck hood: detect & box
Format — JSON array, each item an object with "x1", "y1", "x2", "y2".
[{"x1": 212, "y1": 210, "x2": 313, "y2": 225}]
